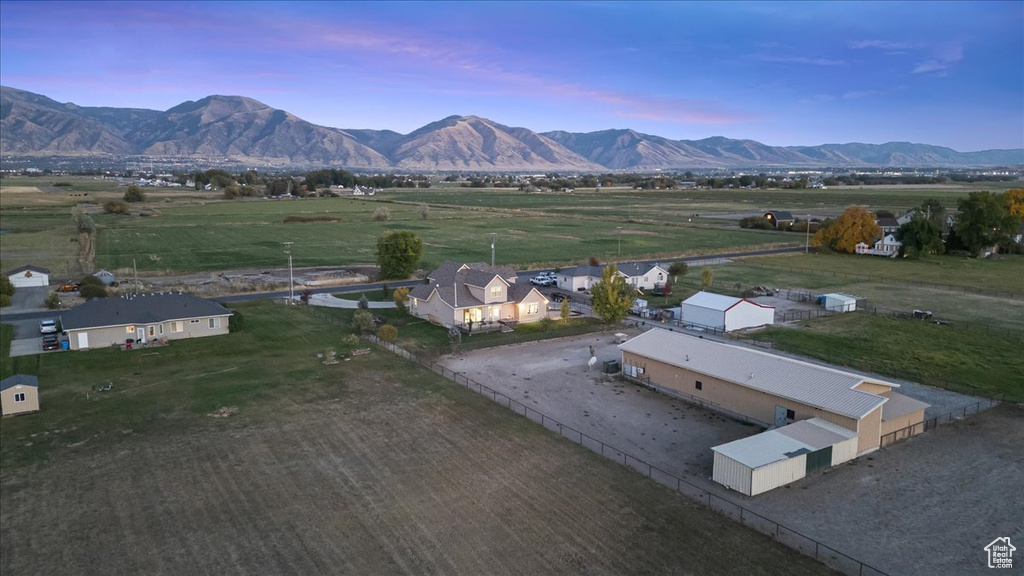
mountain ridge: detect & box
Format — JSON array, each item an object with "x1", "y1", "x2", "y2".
[{"x1": 2, "y1": 86, "x2": 1021, "y2": 169}]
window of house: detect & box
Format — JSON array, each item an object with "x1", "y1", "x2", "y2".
[
  {"x1": 159, "y1": 325, "x2": 164, "y2": 335},
  {"x1": 786, "y1": 409, "x2": 795, "y2": 421},
  {"x1": 658, "y1": 273, "x2": 664, "y2": 280},
  {"x1": 488, "y1": 306, "x2": 501, "y2": 319},
  {"x1": 171, "y1": 321, "x2": 184, "y2": 333},
  {"x1": 209, "y1": 318, "x2": 220, "y2": 329},
  {"x1": 14, "y1": 393, "x2": 26, "y2": 403},
  {"x1": 695, "y1": 380, "x2": 703, "y2": 391},
  {"x1": 189, "y1": 319, "x2": 200, "y2": 324},
  {"x1": 526, "y1": 302, "x2": 539, "y2": 315},
  {"x1": 489, "y1": 286, "x2": 502, "y2": 298},
  {"x1": 126, "y1": 326, "x2": 135, "y2": 334}
]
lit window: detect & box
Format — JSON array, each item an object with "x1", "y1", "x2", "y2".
[
  {"x1": 14, "y1": 393, "x2": 26, "y2": 403},
  {"x1": 126, "y1": 326, "x2": 135, "y2": 334},
  {"x1": 526, "y1": 303, "x2": 539, "y2": 315}
]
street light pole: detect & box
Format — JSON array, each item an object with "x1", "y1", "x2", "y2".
[
  {"x1": 491, "y1": 233, "x2": 497, "y2": 267},
  {"x1": 284, "y1": 242, "x2": 294, "y2": 302}
]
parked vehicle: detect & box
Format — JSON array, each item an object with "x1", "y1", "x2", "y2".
[
  {"x1": 530, "y1": 275, "x2": 555, "y2": 287},
  {"x1": 57, "y1": 282, "x2": 80, "y2": 292},
  {"x1": 39, "y1": 319, "x2": 57, "y2": 334},
  {"x1": 550, "y1": 292, "x2": 572, "y2": 302},
  {"x1": 42, "y1": 334, "x2": 60, "y2": 351}
]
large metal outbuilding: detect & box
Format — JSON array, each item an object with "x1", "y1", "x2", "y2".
[
  {"x1": 822, "y1": 293, "x2": 857, "y2": 313},
  {"x1": 680, "y1": 291, "x2": 775, "y2": 332},
  {"x1": 712, "y1": 418, "x2": 859, "y2": 496}
]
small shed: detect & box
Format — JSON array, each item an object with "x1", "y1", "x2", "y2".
[
  {"x1": 92, "y1": 269, "x2": 118, "y2": 286},
  {"x1": 680, "y1": 291, "x2": 775, "y2": 332},
  {"x1": 712, "y1": 418, "x2": 858, "y2": 496},
  {"x1": 6, "y1": 265, "x2": 50, "y2": 288},
  {"x1": 1, "y1": 374, "x2": 40, "y2": 416},
  {"x1": 764, "y1": 210, "x2": 795, "y2": 229},
  {"x1": 823, "y1": 293, "x2": 857, "y2": 313}
]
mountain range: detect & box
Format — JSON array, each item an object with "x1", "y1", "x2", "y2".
[{"x1": 2, "y1": 86, "x2": 1021, "y2": 170}]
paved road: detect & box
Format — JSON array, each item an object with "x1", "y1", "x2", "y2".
[{"x1": 0, "y1": 246, "x2": 803, "y2": 322}]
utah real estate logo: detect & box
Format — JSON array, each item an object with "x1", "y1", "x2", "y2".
[{"x1": 985, "y1": 537, "x2": 1015, "y2": 569}]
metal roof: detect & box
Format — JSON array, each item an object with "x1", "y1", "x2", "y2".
[
  {"x1": 619, "y1": 328, "x2": 893, "y2": 419},
  {"x1": 5, "y1": 264, "x2": 50, "y2": 276},
  {"x1": 0, "y1": 374, "x2": 39, "y2": 391},
  {"x1": 881, "y1": 392, "x2": 930, "y2": 421},
  {"x1": 682, "y1": 291, "x2": 772, "y2": 312},
  {"x1": 61, "y1": 293, "x2": 232, "y2": 331},
  {"x1": 713, "y1": 418, "x2": 857, "y2": 469}
]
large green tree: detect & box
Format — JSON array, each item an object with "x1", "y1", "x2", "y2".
[
  {"x1": 590, "y1": 264, "x2": 634, "y2": 323},
  {"x1": 896, "y1": 215, "x2": 944, "y2": 258},
  {"x1": 812, "y1": 206, "x2": 881, "y2": 253},
  {"x1": 954, "y1": 192, "x2": 1020, "y2": 256},
  {"x1": 376, "y1": 230, "x2": 424, "y2": 280}
]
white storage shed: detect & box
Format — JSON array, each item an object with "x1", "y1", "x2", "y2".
[
  {"x1": 5, "y1": 265, "x2": 50, "y2": 288},
  {"x1": 712, "y1": 418, "x2": 859, "y2": 496},
  {"x1": 680, "y1": 291, "x2": 774, "y2": 332},
  {"x1": 823, "y1": 293, "x2": 857, "y2": 313}
]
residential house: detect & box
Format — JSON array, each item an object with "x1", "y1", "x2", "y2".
[
  {"x1": 876, "y1": 216, "x2": 900, "y2": 234},
  {"x1": 408, "y1": 261, "x2": 548, "y2": 330},
  {"x1": 60, "y1": 292, "x2": 232, "y2": 350},
  {"x1": 557, "y1": 263, "x2": 668, "y2": 292},
  {"x1": 896, "y1": 209, "x2": 917, "y2": 226},
  {"x1": 556, "y1": 265, "x2": 605, "y2": 292},
  {"x1": 6, "y1": 265, "x2": 50, "y2": 288},
  {"x1": 1, "y1": 375, "x2": 40, "y2": 417},
  {"x1": 763, "y1": 211, "x2": 794, "y2": 229},
  {"x1": 855, "y1": 234, "x2": 901, "y2": 257}
]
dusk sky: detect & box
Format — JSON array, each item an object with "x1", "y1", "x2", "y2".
[{"x1": 2, "y1": 1, "x2": 1022, "y2": 151}]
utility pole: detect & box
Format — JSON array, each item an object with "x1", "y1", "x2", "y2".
[
  {"x1": 133, "y1": 258, "x2": 139, "y2": 295},
  {"x1": 283, "y1": 242, "x2": 294, "y2": 303},
  {"x1": 491, "y1": 233, "x2": 497, "y2": 267}
]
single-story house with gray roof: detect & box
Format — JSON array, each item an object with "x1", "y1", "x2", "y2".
[
  {"x1": 60, "y1": 292, "x2": 232, "y2": 350},
  {"x1": 764, "y1": 211, "x2": 794, "y2": 229},
  {"x1": 408, "y1": 261, "x2": 548, "y2": 330},
  {"x1": 556, "y1": 262, "x2": 668, "y2": 292},
  {"x1": 1, "y1": 374, "x2": 40, "y2": 416}
]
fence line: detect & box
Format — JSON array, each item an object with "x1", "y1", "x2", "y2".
[
  {"x1": 879, "y1": 398, "x2": 1000, "y2": 448},
  {"x1": 361, "y1": 333, "x2": 889, "y2": 576}
]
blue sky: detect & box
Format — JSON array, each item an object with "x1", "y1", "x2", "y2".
[{"x1": 2, "y1": 1, "x2": 1022, "y2": 150}]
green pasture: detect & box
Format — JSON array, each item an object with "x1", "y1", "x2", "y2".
[{"x1": 745, "y1": 314, "x2": 1024, "y2": 402}]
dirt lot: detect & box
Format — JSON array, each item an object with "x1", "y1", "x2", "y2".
[
  {"x1": 440, "y1": 333, "x2": 1024, "y2": 576},
  {"x1": 0, "y1": 365, "x2": 829, "y2": 576}
]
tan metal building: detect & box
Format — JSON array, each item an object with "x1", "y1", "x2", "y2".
[
  {"x1": 712, "y1": 418, "x2": 859, "y2": 496},
  {"x1": 619, "y1": 328, "x2": 929, "y2": 455},
  {"x1": 1, "y1": 374, "x2": 40, "y2": 417}
]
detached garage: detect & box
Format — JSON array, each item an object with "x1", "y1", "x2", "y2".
[
  {"x1": 6, "y1": 265, "x2": 50, "y2": 288},
  {"x1": 681, "y1": 291, "x2": 774, "y2": 332},
  {"x1": 712, "y1": 418, "x2": 858, "y2": 496}
]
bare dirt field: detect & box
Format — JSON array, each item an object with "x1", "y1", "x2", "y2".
[
  {"x1": 440, "y1": 333, "x2": 1024, "y2": 576},
  {"x1": 0, "y1": 363, "x2": 829, "y2": 576}
]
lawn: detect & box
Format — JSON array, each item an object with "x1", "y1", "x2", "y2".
[{"x1": 744, "y1": 313, "x2": 1024, "y2": 402}]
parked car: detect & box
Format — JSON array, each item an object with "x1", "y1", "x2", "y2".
[
  {"x1": 42, "y1": 334, "x2": 60, "y2": 351},
  {"x1": 39, "y1": 319, "x2": 57, "y2": 334},
  {"x1": 530, "y1": 275, "x2": 555, "y2": 287},
  {"x1": 550, "y1": 292, "x2": 572, "y2": 302},
  {"x1": 57, "y1": 282, "x2": 80, "y2": 292}
]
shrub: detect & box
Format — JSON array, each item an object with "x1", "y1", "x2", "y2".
[
  {"x1": 0, "y1": 294, "x2": 10, "y2": 307},
  {"x1": 357, "y1": 294, "x2": 369, "y2": 310},
  {"x1": 538, "y1": 317, "x2": 555, "y2": 331},
  {"x1": 124, "y1": 185, "x2": 146, "y2": 202},
  {"x1": 588, "y1": 256, "x2": 600, "y2": 266},
  {"x1": 377, "y1": 324, "x2": 398, "y2": 342},
  {"x1": 44, "y1": 292, "x2": 61, "y2": 309},
  {"x1": 739, "y1": 216, "x2": 773, "y2": 229},
  {"x1": 78, "y1": 275, "x2": 107, "y2": 299},
  {"x1": 104, "y1": 200, "x2": 131, "y2": 215},
  {"x1": 228, "y1": 309, "x2": 244, "y2": 332},
  {"x1": 352, "y1": 309, "x2": 375, "y2": 334},
  {"x1": 341, "y1": 334, "x2": 359, "y2": 347},
  {"x1": 418, "y1": 204, "x2": 430, "y2": 219},
  {"x1": 372, "y1": 206, "x2": 391, "y2": 221},
  {"x1": 0, "y1": 278, "x2": 14, "y2": 296},
  {"x1": 393, "y1": 286, "x2": 410, "y2": 312}
]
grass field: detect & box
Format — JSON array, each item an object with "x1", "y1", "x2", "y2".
[
  {"x1": 745, "y1": 313, "x2": 1024, "y2": 402},
  {"x1": 0, "y1": 301, "x2": 829, "y2": 576}
]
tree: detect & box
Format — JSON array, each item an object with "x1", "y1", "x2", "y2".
[
  {"x1": 418, "y1": 204, "x2": 430, "y2": 220},
  {"x1": 588, "y1": 256, "x2": 600, "y2": 267},
  {"x1": 372, "y1": 207, "x2": 391, "y2": 221},
  {"x1": 590, "y1": 264, "x2": 634, "y2": 323},
  {"x1": 352, "y1": 309, "x2": 375, "y2": 334},
  {"x1": 701, "y1": 268, "x2": 714, "y2": 289},
  {"x1": 668, "y1": 261, "x2": 688, "y2": 281},
  {"x1": 559, "y1": 297, "x2": 571, "y2": 322},
  {"x1": 376, "y1": 230, "x2": 424, "y2": 280},
  {"x1": 72, "y1": 206, "x2": 96, "y2": 234},
  {"x1": 896, "y1": 215, "x2": 944, "y2": 258},
  {"x1": 78, "y1": 275, "x2": 107, "y2": 299},
  {"x1": 0, "y1": 277, "x2": 15, "y2": 297},
  {"x1": 954, "y1": 191, "x2": 1020, "y2": 256},
  {"x1": 662, "y1": 279, "x2": 673, "y2": 304},
  {"x1": 103, "y1": 200, "x2": 131, "y2": 215},
  {"x1": 357, "y1": 294, "x2": 369, "y2": 310},
  {"x1": 299, "y1": 289, "x2": 313, "y2": 305},
  {"x1": 45, "y1": 292, "x2": 61, "y2": 309},
  {"x1": 393, "y1": 287, "x2": 410, "y2": 313},
  {"x1": 812, "y1": 206, "x2": 881, "y2": 253},
  {"x1": 124, "y1": 185, "x2": 146, "y2": 202},
  {"x1": 377, "y1": 324, "x2": 398, "y2": 342},
  {"x1": 1006, "y1": 188, "x2": 1024, "y2": 219}
]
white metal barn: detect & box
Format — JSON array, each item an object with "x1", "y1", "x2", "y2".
[
  {"x1": 712, "y1": 418, "x2": 859, "y2": 496},
  {"x1": 5, "y1": 265, "x2": 50, "y2": 288},
  {"x1": 823, "y1": 293, "x2": 857, "y2": 313},
  {"x1": 680, "y1": 291, "x2": 774, "y2": 332}
]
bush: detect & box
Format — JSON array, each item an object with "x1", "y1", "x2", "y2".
[
  {"x1": 341, "y1": 334, "x2": 359, "y2": 347},
  {"x1": 0, "y1": 294, "x2": 10, "y2": 307},
  {"x1": 124, "y1": 185, "x2": 146, "y2": 202},
  {"x1": 44, "y1": 292, "x2": 61, "y2": 309},
  {"x1": 78, "y1": 275, "x2": 107, "y2": 299},
  {"x1": 352, "y1": 309, "x2": 375, "y2": 334},
  {"x1": 0, "y1": 278, "x2": 14, "y2": 297},
  {"x1": 538, "y1": 317, "x2": 555, "y2": 331},
  {"x1": 228, "y1": 309, "x2": 244, "y2": 332},
  {"x1": 393, "y1": 286, "x2": 410, "y2": 312},
  {"x1": 418, "y1": 204, "x2": 430, "y2": 219},
  {"x1": 357, "y1": 294, "x2": 369, "y2": 310},
  {"x1": 372, "y1": 207, "x2": 391, "y2": 221},
  {"x1": 377, "y1": 324, "x2": 398, "y2": 342},
  {"x1": 739, "y1": 216, "x2": 773, "y2": 229},
  {"x1": 104, "y1": 200, "x2": 131, "y2": 215}
]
